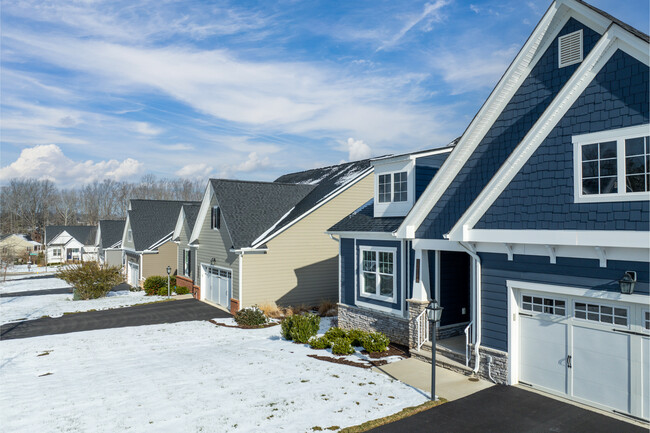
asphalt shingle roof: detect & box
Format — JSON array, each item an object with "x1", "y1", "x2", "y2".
[
  {"x1": 98, "y1": 220, "x2": 126, "y2": 248},
  {"x1": 129, "y1": 200, "x2": 201, "y2": 251},
  {"x1": 210, "y1": 179, "x2": 315, "y2": 249},
  {"x1": 328, "y1": 199, "x2": 405, "y2": 233},
  {"x1": 182, "y1": 204, "x2": 201, "y2": 233},
  {"x1": 45, "y1": 225, "x2": 97, "y2": 246}
]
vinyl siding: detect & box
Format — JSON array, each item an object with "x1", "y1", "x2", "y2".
[
  {"x1": 195, "y1": 194, "x2": 240, "y2": 300},
  {"x1": 122, "y1": 219, "x2": 135, "y2": 251},
  {"x1": 242, "y1": 174, "x2": 373, "y2": 307},
  {"x1": 141, "y1": 241, "x2": 178, "y2": 279},
  {"x1": 105, "y1": 249, "x2": 123, "y2": 268},
  {"x1": 176, "y1": 222, "x2": 196, "y2": 281}
]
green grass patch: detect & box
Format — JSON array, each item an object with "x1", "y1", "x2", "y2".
[{"x1": 339, "y1": 399, "x2": 446, "y2": 433}]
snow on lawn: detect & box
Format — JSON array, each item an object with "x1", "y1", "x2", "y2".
[
  {"x1": 0, "y1": 320, "x2": 427, "y2": 432},
  {"x1": 0, "y1": 277, "x2": 169, "y2": 324}
]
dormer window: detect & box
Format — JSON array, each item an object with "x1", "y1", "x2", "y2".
[
  {"x1": 127, "y1": 229, "x2": 132, "y2": 242},
  {"x1": 378, "y1": 172, "x2": 408, "y2": 203},
  {"x1": 211, "y1": 206, "x2": 221, "y2": 230}
]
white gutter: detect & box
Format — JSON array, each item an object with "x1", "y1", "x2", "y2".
[
  {"x1": 328, "y1": 234, "x2": 340, "y2": 243},
  {"x1": 230, "y1": 247, "x2": 268, "y2": 254},
  {"x1": 458, "y1": 241, "x2": 482, "y2": 375}
]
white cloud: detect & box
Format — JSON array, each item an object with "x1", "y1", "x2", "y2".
[
  {"x1": 133, "y1": 121, "x2": 163, "y2": 136},
  {"x1": 175, "y1": 163, "x2": 213, "y2": 179},
  {"x1": 0, "y1": 144, "x2": 143, "y2": 186},
  {"x1": 345, "y1": 138, "x2": 372, "y2": 161},
  {"x1": 235, "y1": 152, "x2": 270, "y2": 172},
  {"x1": 377, "y1": 0, "x2": 450, "y2": 51}
]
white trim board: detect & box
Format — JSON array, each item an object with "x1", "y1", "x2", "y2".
[
  {"x1": 463, "y1": 229, "x2": 650, "y2": 249},
  {"x1": 506, "y1": 279, "x2": 650, "y2": 305},
  {"x1": 447, "y1": 25, "x2": 650, "y2": 241},
  {"x1": 324, "y1": 231, "x2": 396, "y2": 240},
  {"x1": 172, "y1": 207, "x2": 186, "y2": 241}
]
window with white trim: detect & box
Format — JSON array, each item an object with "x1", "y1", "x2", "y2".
[
  {"x1": 574, "y1": 301, "x2": 628, "y2": 326},
  {"x1": 644, "y1": 311, "x2": 650, "y2": 330},
  {"x1": 573, "y1": 125, "x2": 650, "y2": 202},
  {"x1": 127, "y1": 229, "x2": 133, "y2": 242},
  {"x1": 183, "y1": 249, "x2": 192, "y2": 277},
  {"x1": 53, "y1": 248, "x2": 61, "y2": 257},
  {"x1": 521, "y1": 294, "x2": 566, "y2": 316},
  {"x1": 377, "y1": 172, "x2": 407, "y2": 203},
  {"x1": 360, "y1": 248, "x2": 396, "y2": 301},
  {"x1": 211, "y1": 206, "x2": 221, "y2": 230}
]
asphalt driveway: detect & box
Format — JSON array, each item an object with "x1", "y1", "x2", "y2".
[
  {"x1": 370, "y1": 385, "x2": 645, "y2": 433},
  {"x1": 1, "y1": 298, "x2": 230, "y2": 340}
]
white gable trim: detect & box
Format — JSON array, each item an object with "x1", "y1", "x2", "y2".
[
  {"x1": 48, "y1": 230, "x2": 73, "y2": 246},
  {"x1": 447, "y1": 25, "x2": 649, "y2": 241},
  {"x1": 172, "y1": 207, "x2": 187, "y2": 241},
  {"x1": 250, "y1": 167, "x2": 373, "y2": 249},
  {"x1": 95, "y1": 225, "x2": 101, "y2": 247},
  {"x1": 121, "y1": 214, "x2": 132, "y2": 249},
  {"x1": 189, "y1": 183, "x2": 214, "y2": 244},
  {"x1": 148, "y1": 231, "x2": 174, "y2": 250},
  {"x1": 396, "y1": 0, "x2": 626, "y2": 240}
]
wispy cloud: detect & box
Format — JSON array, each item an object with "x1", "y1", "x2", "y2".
[{"x1": 377, "y1": 0, "x2": 450, "y2": 51}]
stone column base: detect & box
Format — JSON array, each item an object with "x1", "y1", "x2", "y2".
[{"x1": 407, "y1": 298, "x2": 429, "y2": 350}]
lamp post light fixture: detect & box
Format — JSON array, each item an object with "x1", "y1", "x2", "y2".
[
  {"x1": 619, "y1": 271, "x2": 636, "y2": 295},
  {"x1": 426, "y1": 299, "x2": 444, "y2": 401},
  {"x1": 166, "y1": 265, "x2": 172, "y2": 298}
]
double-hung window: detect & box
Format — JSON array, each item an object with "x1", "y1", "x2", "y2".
[
  {"x1": 573, "y1": 125, "x2": 650, "y2": 202},
  {"x1": 377, "y1": 172, "x2": 407, "y2": 203},
  {"x1": 360, "y1": 247, "x2": 396, "y2": 301}
]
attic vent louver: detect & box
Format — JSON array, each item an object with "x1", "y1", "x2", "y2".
[{"x1": 558, "y1": 29, "x2": 583, "y2": 68}]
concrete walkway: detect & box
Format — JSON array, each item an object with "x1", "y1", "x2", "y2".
[
  {"x1": 373, "y1": 357, "x2": 493, "y2": 401},
  {"x1": 0, "y1": 298, "x2": 230, "y2": 340}
]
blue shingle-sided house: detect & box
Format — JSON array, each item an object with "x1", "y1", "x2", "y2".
[{"x1": 329, "y1": 0, "x2": 649, "y2": 420}]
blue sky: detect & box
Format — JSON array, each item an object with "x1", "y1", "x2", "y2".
[{"x1": 1, "y1": 0, "x2": 648, "y2": 187}]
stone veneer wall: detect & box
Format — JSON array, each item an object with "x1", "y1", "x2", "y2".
[
  {"x1": 338, "y1": 304, "x2": 409, "y2": 346},
  {"x1": 435, "y1": 322, "x2": 468, "y2": 340}
]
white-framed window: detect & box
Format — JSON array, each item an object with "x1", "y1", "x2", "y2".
[
  {"x1": 183, "y1": 249, "x2": 192, "y2": 277},
  {"x1": 127, "y1": 229, "x2": 133, "y2": 242},
  {"x1": 573, "y1": 124, "x2": 650, "y2": 202},
  {"x1": 359, "y1": 247, "x2": 396, "y2": 302},
  {"x1": 211, "y1": 206, "x2": 221, "y2": 230},
  {"x1": 574, "y1": 301, "x2": 628, "y2": 327},
  {"x1": 53, "y1": 248, "x2": 61, "y2": 257},
  {"x1": 521, "y1": 294, "x2": 566, "y2": 316},
  {"x1": 377, "y1": 172, "x2": 407, "y2": 203},
  {"x1": 378, "y1": 174, "x2": 391, "y2": 203}
]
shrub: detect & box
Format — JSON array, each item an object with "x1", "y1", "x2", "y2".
[
  {"x1": 259, "y1": 301, "x2": 284, "y2": 319},
  {"x1": 57, "y1": 262, "x2": 122, "y2": 300},
  {"x1": 175, "y1": 285, "x2": 190, "y2": 295},
  {"x1": 324, "y1": 327, "x2": 347, "y2": 342},
  {"x1": 331, "y1": 337, "x2": 355, "y2": 355},
  {"x1": 289, "y1": 313, "x2": 321, "y2": 343},
  {"x1": 157, "y1": 286, "x2": 174, "y2": 296},
  {"x1": 234, "y1": 307, "x2": 268, "y2": 327},
  {"x1": 143, "y1": 275, "x2": 176, "y2": 295},
  {"x1": 318, "y1": 300, "x2": 337, "y2": 317},
  {"x1": 290, "y1": 304, "x2": 312, "y2": 315},
  {"x1": 346, "y1": 329, "x2": 368, "y2": 347},
  {"x1": 361, "y1": 332, "x2": 390, "y2": 353},
  {"x1": 309, "y1": 336, "x2": 332, "y2": 350}
]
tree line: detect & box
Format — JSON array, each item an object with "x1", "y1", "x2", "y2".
[{"x1": 1, "y1": 175, "x2": 204, "y2": 236}]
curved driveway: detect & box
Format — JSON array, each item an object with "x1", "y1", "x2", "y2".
[{"x1": 1, "y1": 298, "x2": 230, "y2": 340}]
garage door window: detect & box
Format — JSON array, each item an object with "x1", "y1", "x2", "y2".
[
  {"x1": 522, "y1": 295, "x2": 566, "y2": 316},
  {"x1": 574, "y1": 302, "x2": 627, "y2": 326}
]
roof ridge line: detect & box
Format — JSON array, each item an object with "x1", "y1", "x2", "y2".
[{"x1": 210, "y1": 178, "x2": 316, "y2": 187}]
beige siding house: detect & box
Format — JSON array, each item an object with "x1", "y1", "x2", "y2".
[
  {"x1": 189, "y1": 160, "x2": 374, "y2": 311},
  {"x1": 121, "y1": 199, "x2": 200, "y2": 287}
]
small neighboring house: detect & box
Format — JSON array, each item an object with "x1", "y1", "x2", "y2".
[
  {"x1": 188, "y1": 160, "x2": 374, "y2": 312},
  {"x1": 0, "y1": 234, "x2": 42, "y2": 262},
  {"x1": 96, "y1": 219, "x2": 126, "y2": 267},
  {"x1": 172, "y1": 203, "x2": 201, "y2": 294},
  {"x1": 329, "y1": 0, "x2": 649, "y2": 420},
  {"x1": 121, "y1": 199, "x2": 200, "y2": 287},
  {"x1": 45, "y1": 226, "x2": 98, "y2": 263},
  {"x1": 327, "y1": 145, "x2": 455, "y2": 345}
]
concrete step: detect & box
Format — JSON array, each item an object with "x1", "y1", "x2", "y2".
[
  {"x1": 411, "y1": 347, "x2": 475, "y2": 377},
  {"x1": 420, "y1": 341, "x2": 468, "y2": 366}
]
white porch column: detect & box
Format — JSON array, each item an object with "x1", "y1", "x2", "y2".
[{"x1": 411, "y1": 248, "x2": 429, "y2": 301}]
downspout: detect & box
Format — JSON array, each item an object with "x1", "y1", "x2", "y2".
[
  {"x1": 459, "y1": 241, "x2": 482, "y2": 376},
  {"x1": 328, "y1": 234, "x2": 340, "y2": 243}
]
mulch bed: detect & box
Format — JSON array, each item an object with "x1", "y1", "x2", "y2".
[
  {"x1": 307, "y1": 343, "x2": 410, "y2": 370},
  {"x1": 361, "y1": 343, "x2": 410, "y2": 359},
  {"x1": 208, "y1": 319, "x2": 279, "y2": 329},
  {"x1": 307, "y1": 354, "x2": 385, "y2": 369}
]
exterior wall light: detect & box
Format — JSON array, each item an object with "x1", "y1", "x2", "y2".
[{"x1": 619, "y1": 271, "x2": 636, "y2": 295}]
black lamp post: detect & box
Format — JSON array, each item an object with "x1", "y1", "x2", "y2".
[
  {"x1": 426, "y1": 299, "x2": 443, "y2": 401},
  {"x1": 166, "y1": 265, "x2": 172, "y2": 298},
  {"x1": 619, "y1": 271, "x2": 636, "y2": 295}
]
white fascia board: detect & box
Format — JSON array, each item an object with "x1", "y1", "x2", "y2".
[
  {"x1": 48, "y1": 230, "x2": 72, "y2": 246},
  {"x1": 372, "y1": 154, "x2": 411, "y2": 167},
  {"x1": 95, "y1": 225, "x2": 101, "y2": 247},
  {"x1": 324, "y1": 231, "x2": 396, "y2": 241},
  {"x1": 409, "y1": 147, "x2": 454, "y2": 161},
  {"x1": 121, "y1": 215, "x2": 131, "y2": 248},
  {"x1": 189, "y1": 183, "x2": 214, "y2": 244},
  {"x1": 230, "y1": 247, "x2": 268, "y2": 255},
  {"x1": 506, "y1": 279, "x2": 649, "y2": 305},
  {"x1": 464, "y1": 229, "x2": 650, "y2": 249},
  {"x1": 148, "y1": 232, "x2": 174, "y2": 250},
  {"x1": 172, "y1": 207, "x2": 186, "y2": 241},
  {"x1": 447, "y1": 26, "x2": 648, "y2": 240},
  {"x1": 250, "y1": 168, "x2": 373, "y2": 249},
  {"x1": 395, "y1": 1, "x2": 563, "y2": 239},
  {"x1": 411, "y1": 239, "x2": 467, "y2": 252}
]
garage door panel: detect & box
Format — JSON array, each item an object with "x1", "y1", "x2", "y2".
[
  {"x1": 642, "y1": 337, "x2": 649, "y2": 420},
  {"x1": 572, "y1": 326, "x2": 631, "y2": 413},
  {"x1": 520, "y1": 317, "x2": 567, "y2": 394}
]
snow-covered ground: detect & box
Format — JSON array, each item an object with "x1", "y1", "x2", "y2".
[
  {"x1": 0, "y1": 318, "x2": 427, "y2": 432},
  {"x1": 0, "y1": 277, "x2": 168, "y2": 324}
]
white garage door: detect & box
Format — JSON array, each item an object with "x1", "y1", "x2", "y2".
[
  {"x1": 518, "y1": 291, "x2": 648, "y2": 420},
  {"x1": 203, "y1": 265, "x2": 231, "y2": 310},
  {"x1": 128, "y1": 262, "x2": 139, "y2": 287}
]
